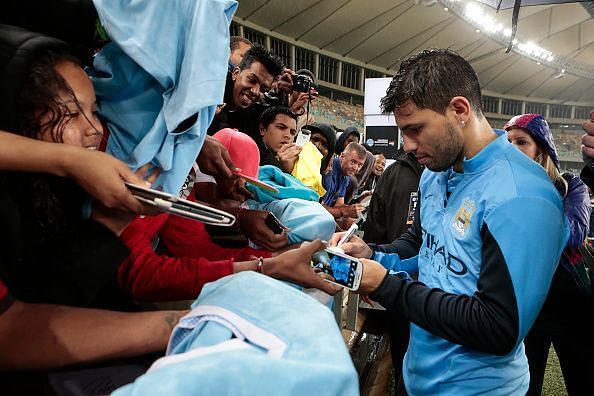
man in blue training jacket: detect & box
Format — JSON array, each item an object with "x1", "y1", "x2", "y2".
[{"x1": 330, "y1": 49, "x2": 569, "y2": 395}]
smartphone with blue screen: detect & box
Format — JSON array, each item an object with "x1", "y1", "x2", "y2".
[{"x1": 311, "y1": 248, "x2": 363, "y2": 291}]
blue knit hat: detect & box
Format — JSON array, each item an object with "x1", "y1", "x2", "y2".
[{"x1": 504, "y1": 113, "x2": 560, "y2": 169}]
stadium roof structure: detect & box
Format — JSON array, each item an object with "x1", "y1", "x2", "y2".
[{"x1": 236, "y1": 0, "x2": 594, "y2": 105}]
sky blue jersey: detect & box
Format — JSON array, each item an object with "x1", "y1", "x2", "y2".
[
  {"x1": 90, "y1": 0, "x2": 237, "y2": 194},
  {"x1": 370, "y1": 130, "x2": 569, "y2": 395}
]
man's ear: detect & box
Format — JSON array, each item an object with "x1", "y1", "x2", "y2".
[
  {"x1": 259, "y1": 123, "x2": 266, "y2": 137},
  {"x1": 232, "y1": 67, "x2": 240, "y2": 81},
  {"x1": 449, "y1": 96, "x2": 471, "y2": 126}
]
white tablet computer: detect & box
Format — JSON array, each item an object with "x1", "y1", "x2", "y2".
[{"x1": 125, "y1": 183, "x2": 235, "y2": 226}]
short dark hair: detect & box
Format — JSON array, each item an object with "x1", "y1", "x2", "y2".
[
  {"x1": 380, "y1": 48, "x2": 482, "y2": 116},
  {"x1": 259, "y1": 105, "x2": 297, "y2": 129},
  {"x1": 230, "y1": 36, "x2": 251, "y2": 51},
  {"x1": 238, "y1": 44, "x2": 284, "y2": 78}
]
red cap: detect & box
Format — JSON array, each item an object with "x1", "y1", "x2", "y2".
[{"x1": 213, "y1": 128, "x2": 260, "y2": 178}]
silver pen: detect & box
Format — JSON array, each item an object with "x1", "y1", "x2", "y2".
[{"x1": 336, "y1": 223, "x2": 358, "y2": 249}]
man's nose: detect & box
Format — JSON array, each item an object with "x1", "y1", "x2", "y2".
[
  {"x1": 402, "y1": 136, "x2": 417, "y2": 153},
  {"x1": 250, "y1": 84, "x2": 261, "y2": 98}
]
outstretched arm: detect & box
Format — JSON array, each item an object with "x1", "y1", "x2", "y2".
[
  {"x1": 361, "y1": 197, "x2": 567, "y2": 355},
  {"x1": 0, "y1": 298, "x2": 184, "y2": 370},
  {"x1": 368, "y1": 201, "x2": 423, "y2": 259},
  {"x1": 0, "y1": 131, "x2": 150, "y2": 214}
]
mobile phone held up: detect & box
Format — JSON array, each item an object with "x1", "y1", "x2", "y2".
[
  {"x1": 311, "y1": 248, "x2": 363, "y2": 291},
  {"x1": 295, "y1": 128, "x2": 311, "y2": 147},
  {"x1": 264, "y1": 212, "x2": 289, "y2": 234},
  {"x1": 231, "y1": 170, "x2": 279, "y2": 194}
]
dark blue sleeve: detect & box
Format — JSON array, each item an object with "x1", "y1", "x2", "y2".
[
  {"x1": 562, "y1": 174, "x2": 591, "y2": 249},
  {"x1": 368, "y1": 200, "x2": 422, "y2": 259},
  {"x1": 370, "y1": 197, "x2": 568, "y2": 355},
  {"x1": 481, "y1": 197, "x2": 568, "y2": 346},
  {"x1": 371, "y1": 225, "x2": 518, "y2": 355}
]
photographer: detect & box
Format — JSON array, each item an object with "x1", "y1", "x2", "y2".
[
  {"x1": 289, "y1": 69, "x2": 318, "y2": 131},
  {"x1": 208, "y1": 45, "x2": 312, "y2": 173}
]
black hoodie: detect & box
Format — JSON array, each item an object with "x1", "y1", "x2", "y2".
[
  {"x1": 335, "y1": 126, "x2": 360, "y2": 155},
  {"x1": 363, "y1": 148, "x2": 424, "y2": 244},
  {"x1": 304, "y1": 122, "x2": 336, "y2": 173}
]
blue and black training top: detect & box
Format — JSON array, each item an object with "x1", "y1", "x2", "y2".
[{"x1": 370, "y1": 130, "x2": 569, "y2": 395}]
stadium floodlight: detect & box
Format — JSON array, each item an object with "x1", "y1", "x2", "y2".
[{"x1": 425, "y1": 0, "x2": 594, "y2": 80}]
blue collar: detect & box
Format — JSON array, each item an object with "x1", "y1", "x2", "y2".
[{"x1": 463, "y1": 129, "x2": 508, "y2": 174}]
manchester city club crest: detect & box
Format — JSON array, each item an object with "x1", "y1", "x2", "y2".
[{"x1": 452, "y1": 198, "x2": 476, "y2": 237}]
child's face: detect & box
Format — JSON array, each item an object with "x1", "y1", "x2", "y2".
[
  {"x1": 260, "y1": 113, "x2": 297, "y2": 154},
  {"x1": 38, "y1": 61, "x2": 103, "y2": 149}
]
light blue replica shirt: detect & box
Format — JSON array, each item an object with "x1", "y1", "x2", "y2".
[
  {"x1": 90, "y1": 0, "x2": 237, "y2": 194},
  {"x1": 369, "y1": 130, "x2": 569, "y2": 395},
  {"x1": 112, "y1": 272, "x2": 359, "y2": 395}
]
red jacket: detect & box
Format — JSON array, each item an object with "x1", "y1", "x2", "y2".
[
  {"x1": 103, "y1": 125, "x2": 272, "y2": 302},
  {"x1": 118, "y1": 212, "x2": 271, "y2": 302}
]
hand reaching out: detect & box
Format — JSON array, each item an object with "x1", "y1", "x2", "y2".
[
  {"x1": 341, "y1": 203, "x2": 363, "y2": 218},
  {"x1": 0, "y1": 134, "x2": 156, "y2": 215},
  {"x1": 265, "y1": 239, "x2": 341, "y2": 295},
  {"x1": 91, "y1": 164, "x2": 161, "y2": 236},
  {"x1": 238, "y1": 209, "x2": 288, "y2": 251},
  {"x1": 198, "y1": 136, "x2": 252, "y2": 200},
  {"x1": 66, "y1": 149, "x2": 156, "y2": 215},
  {"x1": 197, "y1": 135, "x2": 236, "y2": 179}
]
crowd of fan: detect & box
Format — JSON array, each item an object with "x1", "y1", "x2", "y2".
[
  {"x1": 311, "y1": 95, "x2": 364, "y2": 130},
  {"x1": 0, "y1": 3, "x2": 593, "y2": 395},
  {"x1": 0, "y1": 18, "x2": 377, "y2": 392}
]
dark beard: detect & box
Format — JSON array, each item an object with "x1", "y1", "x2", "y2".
[{"x1": 426, "y1": 121, "x2": 464, "y2": 172}]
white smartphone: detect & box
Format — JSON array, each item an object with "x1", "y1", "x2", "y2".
[
  {"x1": 125, "y1": 182, "x2": 235, "y2": 226},
  {"x1": 295, "y1": 128, "x2": 311, "y2": 147},
  {"x1": 311, "y1": 248, "x2": 363, "y2": 291}
]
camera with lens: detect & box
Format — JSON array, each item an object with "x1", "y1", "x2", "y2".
[{"x1": 293, "y1": 74, "x2": 312, "y2": 93}]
